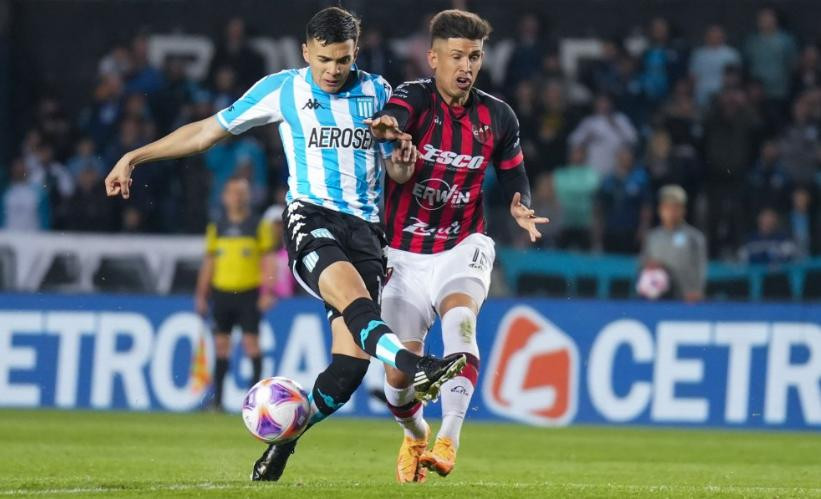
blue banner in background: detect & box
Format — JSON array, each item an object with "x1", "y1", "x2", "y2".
[{"x1": 1, "y1": 294, "x2": 820, "y2": 430}]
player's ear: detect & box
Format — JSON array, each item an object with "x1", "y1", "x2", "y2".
[
  {"x1": 427, "y1": 49, "x2": 437, "y2": 71},
  {"x1": 302, "y1": 43, "x2": 310, "y2": 64}
]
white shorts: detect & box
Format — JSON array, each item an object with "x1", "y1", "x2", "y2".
[{"x1": 381, "y1": 233, "x2": 495, "y2": 344}]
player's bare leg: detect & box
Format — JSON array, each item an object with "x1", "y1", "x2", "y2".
[
  {"x1": 242, "y1": 333, "x2": 263, "y2": 386},
  {"x1": 420, "y1": 292, "x2": 480, "y2": 477},
  {"x1": 319, "y1": 261, "x2": 465, "y2": 400},
  {"x1": 384, "y1": 343, "x2": 429, "y2": 483},
  {"x1": 210, "y1": 332, "x2": 231, "y2": 411}
]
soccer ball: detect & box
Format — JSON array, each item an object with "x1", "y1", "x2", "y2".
[
  {"x1": 241, "y1": 377, "x2": 310, "y2": 444},
  {"x1": 636, "y1": 266, "x2": 670, "y2": 300}
]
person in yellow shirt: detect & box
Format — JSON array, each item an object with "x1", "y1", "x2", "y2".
[{"x1": 195, "y1": 176, "x2": 277, "y2": 410}]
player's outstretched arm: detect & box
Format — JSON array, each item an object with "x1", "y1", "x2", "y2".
[
  {"x1": 384, "y1": 139, "x2": 418, "y2": 184},
  {"x1": 104, "y1": 116, "x2": 230, "y2": 199},
  {"x1": 509, "y1": 191, "x2": 550, "y2": 243}
]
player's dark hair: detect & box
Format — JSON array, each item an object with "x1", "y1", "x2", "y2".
[
  {"x1": 305, "y1": 7, "x2": 360, "y2": 45},
  {"x1": 429, "y1": 9, "x2": 492, "y2": 43}
]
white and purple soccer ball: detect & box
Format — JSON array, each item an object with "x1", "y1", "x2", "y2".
[{"x1": 241, "y1": 377, "x2": 310, "y2": 444}]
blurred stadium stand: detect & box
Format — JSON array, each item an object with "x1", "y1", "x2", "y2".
[{"x1": 2, "y1": 0, "x2": 821, "y2": 302}]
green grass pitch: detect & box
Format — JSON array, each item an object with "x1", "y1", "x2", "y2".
[{"x1": 0, "y1": 410, "x2": 819, "y2": 498}]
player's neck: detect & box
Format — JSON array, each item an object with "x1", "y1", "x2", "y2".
[
  {"x1": 227, "y1": 208, "x2": 249, "y2": 223},
  {"x1": 434, "y1": 80, "x2": 470, "y2": 108}
]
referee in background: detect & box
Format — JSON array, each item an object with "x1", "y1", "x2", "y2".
[{"x1": 195, "y1": 175, "x2": 277, "y2": 410}]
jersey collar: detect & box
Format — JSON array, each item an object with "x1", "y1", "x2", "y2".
[{"x1": 303, "y1": 64, "x2": 361, "y2": 96}]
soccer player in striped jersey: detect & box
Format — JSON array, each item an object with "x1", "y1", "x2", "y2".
[
  {"x1": 366, "y1": 10, "x2": 549, "y2": 482},
  {"x1": 104, "y1": 6, "x2": 466, "y2": 482}
]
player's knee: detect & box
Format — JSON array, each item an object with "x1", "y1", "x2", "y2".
[
  {"x1": 318, "y1": 261, "x2": 371, "y2": 310},
  {"x1": 312, "y1": 354, "x2": 370, "y2": 415},
  {"x1": 215, "y1": 334, "x2": 231, "y2": 358},
  {"x1": 384, "y1": 364, "x2": 411, "y2": 388},
  {"x1": 242, "y1": 335, "x2": 260, "y2": 357}
]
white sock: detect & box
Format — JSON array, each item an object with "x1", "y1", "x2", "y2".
[
  {"x1": 439, "y1": 375, "x2": 474, "y2": 448},
  {"x1": 384, "y1": 378, "x2": 427, "y2": 439},
  {"x1": 438, "y1": 306, "x2": 479, "y2": 449}
]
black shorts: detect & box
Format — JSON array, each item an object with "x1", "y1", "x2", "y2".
[
  {"x1": 211, "y1": 288, "x2": 261, "y2": 335},
  {"x1": 283, "y1": 200, "x2": 386, "y2": 321}
]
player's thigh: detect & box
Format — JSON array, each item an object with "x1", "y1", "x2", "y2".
[
  {"x1": 432, "y1": 233, "x2": 495, "y2": 313},
  {"x1": 330, "y1": 317, "x2": 370, "y2": 360},
  {"x1": 382, "y1": 247, "x2": 435, "y2": 341},
  {"x1": 211, "y1": 290, "x2": 237, "y2": 335}
]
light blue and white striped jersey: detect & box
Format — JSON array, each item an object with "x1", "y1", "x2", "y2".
[{"x1": 216, "y1": 66, "x2": 393, "y2": 223}]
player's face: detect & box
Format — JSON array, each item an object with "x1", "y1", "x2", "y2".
[
  {"x1": 659, "y1": 201, "x2": 684, "y2": 227},
  {"x1": 429, "y1": 38, "x2": 484, "y2": 104},
  {"x1": 223, "y1": 179, "x2": 251, "y2": 213},
  {"x1": 303, "y1": 38, "x2": 358, "y2": 93}
]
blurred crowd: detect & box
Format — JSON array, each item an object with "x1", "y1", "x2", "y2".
[{"x1": 2, "y1": 7, "x2": 820, "y2": 266}]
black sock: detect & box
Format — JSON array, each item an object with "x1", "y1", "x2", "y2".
[
  {"x1": 341, "y1": 297, "x2": 421, "y2": 375},
  {"x1": 214, "y1": 357, "x2": 229, "y2": 405},
  {"x1": 310, "y1": 354, "x2": 370, "y2": 423},
  {"x1": 250, "y1": 355, "x2": 262, "y2": 386}
]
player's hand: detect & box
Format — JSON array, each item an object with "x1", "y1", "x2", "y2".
[
  {"x1": 194, "y1": 294, "x2": 208, "y2": 317},
  {"x1": 510, "y1": 192, "x2": 550, "y2": 243},
  {"x1": 391, "y1": 139, "x2": 418, "y2": 166},
  {"x1": 105, "y1": 154, "x2": 136, "y2": 199},
  {"x1": 365, "y1": 116, "x2": 411, "y2": 142},
  {"x1": 257, "y1": 292, "x2": 276, "y2": 312}
]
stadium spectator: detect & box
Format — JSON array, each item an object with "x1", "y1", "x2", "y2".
[
  {"x1": 739, "y1": 207, "x2": 797, "y2": 265},
  {"x1": 527, "y1": 173, "x2": 562, "y2": 249},
  {"x1": 569, "y1": 93, "x2": 638, "y2": 176},
  {"x1": 124, "y1": 33, "x2": 164, "y2": 96},
  {"x1": 535, "y1": 80, "x2": 581, "y2": 174},
  {"x1": 153, "y1": 55, "x2": 200, "y2": 134},
  {"x1": 743, "y1": 7, "x2": 798, "y2": 115},
  {"x1": 207, "y1": 17, "x2": 266, "y2": 90},
  {"x1": 211, "y1": 65, "x2": 240, "y2": 114},
  {"x1": 702, "y1": 86, "x2": 762, "y2": 256},
  {"x1": 358, "y1": 28, "x2": 401, "y2": 86},
  {"x1": 791, "y1": 43, "x2": 821, "y2": 98},
  {"x1": 779, "y1": 93, "x2": 820, "y2": 186},
  {"x1": 640, "y1": 185, "x2": 707, "y2": 302},
  {"x1": 79, "y1": 73, "x2": 124, "y2": 148},
  {"x1": 204, "y1": 136, "x2": 267, "y2": 215},
  {"x1": 689, "y1": 24, "x2": 741, "y2": 108},
  {"x1": 790, "y1": 186, "x2": 814, "y2": 259},
  {"x1": 639, "y1": 18, "x2": 687, "y2": 109},
  {"x1": 745, "y1": 139, "x2": 793, "y2": 220},
  {"x1": 66, "y1": 137, "x2": 105, "y2": 178},
  {"x1": 503, "y1": 13, "x2": 549, "y2": 95},
  {"x1": 64, "y1": 166, "x2": 117, "y2": 232},
  {"x1": 594, "y1": 147, "x2": 652, "y2": 253},
  {"x1": 512, "y1": 80, "x2": 541, "y2": 174},
  {"x1": 553, "y1": 146, "x2": 599, "y2": 250},
  {"x1": 98, "y1": 42, "x2": 132, "y2": 78},
  {"x1": 660, "y1": 78, "x2": 699, "y2": 149},
  {"x1": 1, "y1": 158, "x2": 50, "y2": 231},
  {"x1": 24, "y1": 141, "x2": 73, "y2": 229}
]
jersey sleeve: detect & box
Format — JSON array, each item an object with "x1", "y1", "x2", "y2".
[
  {"x1": 216, "y1": 72, "x2": 290, "y2": 135},
  {"x1": 378, "y1": 80, "x2": 430, "y2": 131},
  {"x1": 492, "y1": 102, "x2": 525, "y2": 171},
  {"x1": 205, "y1": 223, "x2": 217, "y2": 255},
  {"x1": 256, "y1": 218, "x2": 275, "y2": 253}
]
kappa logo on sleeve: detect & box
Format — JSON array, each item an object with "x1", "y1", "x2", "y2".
[{"x1": 482, "y1": 306, "x2": 579, "y2": 426}]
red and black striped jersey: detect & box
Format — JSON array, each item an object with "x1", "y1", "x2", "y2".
[{"x1": 380, "y1": 78, "x2": 524, "y2": 254}]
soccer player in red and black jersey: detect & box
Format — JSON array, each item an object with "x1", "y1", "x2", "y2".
[{"x1": 366, "y1": 9, "x2": 548, "y2": 483}]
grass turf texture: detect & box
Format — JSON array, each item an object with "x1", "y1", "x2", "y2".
[{"x1": 0, "y1": 410, "x2": 819, "y2": 498}]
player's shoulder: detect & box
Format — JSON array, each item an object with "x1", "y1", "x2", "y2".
[
  {"x1": 475, "y1": 88, "x2": 517, "y2": 121},
  {"x1": 355, "y1": 68, "x2": 393, "y2": 96},
  {"x1": 394, "y1": 78, "x2": 434, "y2": 95}
]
